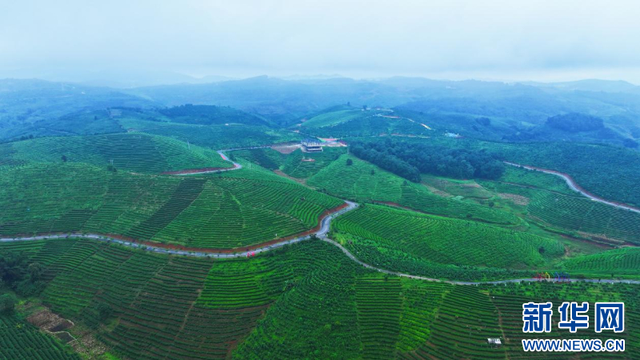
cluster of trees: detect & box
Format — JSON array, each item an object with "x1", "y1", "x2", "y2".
[
  {"x1": 0, "y1": 253, "x2": 46, "y2": 297},
  {"x1": 349, "y1": 143, "x2": 422, "y2": 182},
  {"x1": 0, "y1": 293, "x2": 17, "y2": 314},
  {"x1": 494, "y1": 141, "x2": 640, "y2": 207},
  {"x1": 159, "y1": 104, "x2": 268, "y2": 126},
  {"x1": 546, "y1": 113, "x2": 604, "y2": 132},
  {"x1": 350, "y1": 139, "x2": 505, "y2": 181}
]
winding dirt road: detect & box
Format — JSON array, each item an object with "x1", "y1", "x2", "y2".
[
  {"x1": 3, "y1": 227, "x2": 638, "y2": 285},
  {"x1": 321, "y1": 238, "x2": 640, "y2": 285},
  {"x1": 0, "y1": 201, "x2": 359, "y2": 259},
  {"x1": 505, "y1": 161, "x2": 640, "y2": 214},
  {"x1": 1, "y1": 149, "x2": 639, "y2": 286}
]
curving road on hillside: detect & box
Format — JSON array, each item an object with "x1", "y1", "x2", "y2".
[
  {"x1": 170, "y1": 146, "x2": 273, "y2": 175},
  {"x1": 0, "y1": 201, "x2": 359, "y2": 258},
  {"x1": 320, "y1": 237, "x2": 640, "y2": 285},
  {"x1": 505, "y1": 161, "x2": 640, "y2": 214},
  {"x1": 3, "y1": 225, "x2": 639, "y2": 285},
  {"x1": 2, "y1": 147, "x2": 639, "y2": 285}
]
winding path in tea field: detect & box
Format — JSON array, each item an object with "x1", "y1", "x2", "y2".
[
  {"x1": 320, "y1": 236, "x2": 640, "y2": 285},
  {"x1": 0, "y1": 200, "x2": 359, "y2": 258},
  {"x1": 2, "y1": 147, "x2": 639, "y2": 285},
  {"x1": 505, "y1": 161, "x2": 640, "y2": 214},
  {"x1": 3, "y1": 223, "x2": 639, "y2": 285}
]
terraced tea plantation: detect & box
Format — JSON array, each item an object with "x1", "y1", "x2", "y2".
[
  {"x1": 298, "y1": 107, "x2": 431, "y2": 138},
  {"x1": 148, "y1": 176, "x2": 343, "y2": 248},
  {"x1": 561, "y1": 247, "x2": 640, "y2": 276},
  {"x1": 0, "y1": 314, "x2": 80, "y2": 359},
  {"x1": 1, "y1": 133, "x2": 231, "y2": 173},
  {"x1": 118, "y1": 117, "x2": 300, "y2": 150},
  {"x1": 482, "y1": 171, "x2": 640, "y2": 244},
  {"x1": 308, "y1": 154, "x2": 518, "y2": 224},
  {"x1": 299, "y1": 107, "x2": 366, "y2": 129},
  {"x1": 496, "y1": 166, "x2": 576, "y2": 195},
  {"x1": 231, "y1": 147, "x2": 347, "y2": 179},
  {"x1": 2, "y1": 96, "x2": 640, "y2": 360},
  {"x1": 0, "y1": 163, "x2": 342, "y2": 248},
  {"x1": 333, "y1": 204, "x2": 564, "y2": 279},
  {"x1": 231, "y1": 148, "x2": 285, "y2": 171},
  {"x1": 1, "y1": 239, "x2": 638, "y2": 359},
  {"x1": 280, "y1": 147, "x2": 346, "y2": 179}
]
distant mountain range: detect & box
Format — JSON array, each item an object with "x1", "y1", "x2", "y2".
[{"x1": 2, "y1": 76, "x2": 640, "y2": 146}]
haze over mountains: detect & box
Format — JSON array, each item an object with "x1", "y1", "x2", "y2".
[{"x1": 3, "y1": 75, "x2": 640, "y2": 144}]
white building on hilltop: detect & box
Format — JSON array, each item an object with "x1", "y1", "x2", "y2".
[{"x1": 301, "y1": 139, "x2": 323, "y2": 152}]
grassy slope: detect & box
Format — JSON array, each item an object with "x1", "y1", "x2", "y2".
[
  {"x1": 118, "y1": 117, "x2": 300, "y2": 149},
  {"x1": 430, "y1": 137, "x2": 640, "y2": 208},
  {"x1": 496, "y1": 166, "x2": 576, "y2": 195},
  {"x1": 232, "y1": 147, "x2": 348, "y2": 179},
  {"x1": 303, "y1": 113, "x2": 432, "y2": 138},
  {"x1": 230, "y1": 148, "x2": 285, "y2": 170},
  {"x1": 280, "y1": 147, "x2": 347, "y2": 178},
  {"x1": 308, "y1": 154, "x2": 518, "y2": 224},
  {"x1": 300, "y1": 108, "x2": 364, "y2": 128},
  {"x1": 0, "y1": 163, "x2": 342, "y2": 248},
  {"x1": 481, "y1": 166, "x2": 640, "y2": 244},
  {"x1": 498, "y1": 142, "x2": 640, "y2": 207},
  {"x1": 561, "y1": 247, "x2": 640, "y2": 275},
  {"x1": 1, "y1": 133, "x2": 232, "y2": 173},
  {"x1": 1, "y1": 239, "x2": 639, "y2": 359},
  {"x1": 332, "y1": 204, "x2": 564, "y2": 277}
]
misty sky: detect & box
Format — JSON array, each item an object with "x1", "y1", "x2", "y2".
[{"x1": 2, "y1": 0, "x2": 640, "y2": 83}]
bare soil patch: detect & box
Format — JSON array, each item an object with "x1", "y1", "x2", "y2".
[
  {"x1": 421, "y1": 184, "x2": 451, "y2": 198},
  {"x1": 273, "y1": 169, "x2": 307, "y2": 186},
  {"x1": 498, "y1": 193, "x2": 530, "y2": 206},
  {"x1": 27, "y1": 308, "x2": 74, "y2": 332},
  {"x1": 271, "y1": 144, "x2": 300, "y2": 154}
]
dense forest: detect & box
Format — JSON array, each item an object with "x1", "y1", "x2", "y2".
[
  {"x1": 0, "y1": 252, "x2": 45, "y2": 297},
  {"x1": 350, "y1": 139, "x2": 505, "y2": 181},
  {"x1": 545, "y1": 113, "x2": 604, "y2": 132},
  {"x1": 159, "y1": 104, "x2": 269, "y2": 126},
  {"x1": 349, "y1": 143, "x2": 422, "y2": 182}
]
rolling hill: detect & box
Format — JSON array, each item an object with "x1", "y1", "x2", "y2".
[
  {"x1": 1, "y1": 238, "x2": 639, "y2": 359},
  {"x1": 0, "y1": 163, "x2": 342, "y2": 249},
  {"x1": 0, "y1": 133, "x2": 232, "y2": 173}
]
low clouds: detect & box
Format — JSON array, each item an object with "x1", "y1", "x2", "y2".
[{"x1": 2, "y1": 0, "x2": 640, "y2": 82}]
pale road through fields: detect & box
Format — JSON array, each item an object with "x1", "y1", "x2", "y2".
[
  {"x1": 505, "y1": 161, "x2": 640, "y2": 214},
  {"x1": 1, "y1": 148, "x2": 638, "y2": 286}
]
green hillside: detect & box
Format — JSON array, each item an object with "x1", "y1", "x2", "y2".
[
  {"x1": 230, "y1": 148, "x2": 285, "y2": 170},
  {"x1": 280, "y1": 147, "x2": 346, "y2": 178},
  {"x1": 2, "y1": 78, "x2": 640, "y2": 360},
  {"x1": 495, "y1": 166, "x2": 576, "y2": 195},
  {"x1": 0, "y1": 163, "x2": 342, "y2": 248},
  {"x1": 333, "y1": 204, "x2": 564, "y2": 279},
  {"x1": 561, "y1": 247, "x2": 640, "y2": 275},
  {"x1": 232, "y1": 147, "x2": 348, "y2": 179},
  {"x1": 308, "y1": 154, "x2": 519, "y2": 224},
  {"x1": 1, "y1": 239, "x2": 639, "y2": 359},
  {"x1": 298, "y1": 108, "x2": 432, "y2": 138},
  {"x1": 1, "y1": 133, "x2": 232, "y2": 173},
  {"x1": 118, "y1": 117, "x2": 300, "y2": 149},
  {"x1": 481, "y1": 168, "x2": 640, "y2": 244},
  {"x1": 444, "y1": 139, "x2": 640, "y2": 208},
  {"x1": 0, "y1": 313, "x2": 80, "y2": 359},
  {"x1": 158, "y1": 104, "x2": 270, "y2": 126},
  {"x1": 497, "y1": 142, "x2": 640, "y2": 207},
  {"x1": 300, "y1": 108, "x2": 365, "y2": 128}
]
